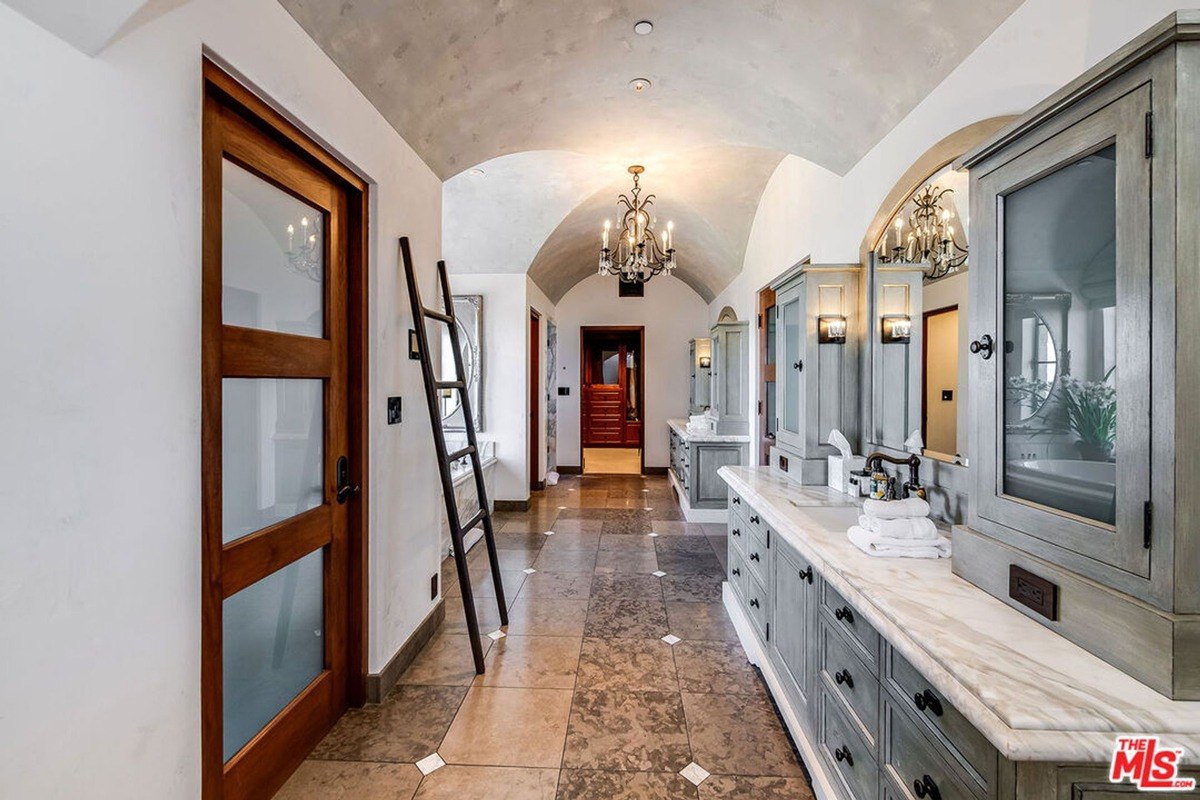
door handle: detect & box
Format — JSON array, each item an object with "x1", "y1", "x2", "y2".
[
  {"x1": 968, "y1": 334, "x2": 994, "y2": 360},
  {"x1": 336, "y1": 456, "x2": 360, "y2": 504},
  {"x1": 793, "y1": 360, "x2": 803, "y2": 371}
]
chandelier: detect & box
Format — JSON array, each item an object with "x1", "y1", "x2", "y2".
[
  {"x1": 598, "y1": 165, "x2": 677, "y2": 284},
  {"x1": 285, "y1": 215, "x2": 322, "y2": 281},
  {"x1": 876, "y1": 184, "x2": 967, "y2": 282}
]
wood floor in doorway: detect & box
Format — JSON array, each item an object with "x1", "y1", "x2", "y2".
[{"x1": 582, "y1": 448, "x2": 641, "y2": 475}]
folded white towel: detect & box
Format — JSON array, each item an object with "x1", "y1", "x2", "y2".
[
  {"x1": 857, "y1": 514, "x2": 939, "y2": 541},
  {"x1": 862, "y1": 497, "x2": 930, "y2": 519},
  {"x1": 848, "y1": 526, "x2": 951, "y2": 559}
]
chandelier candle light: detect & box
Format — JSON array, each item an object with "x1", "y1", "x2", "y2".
[
  {"x1": 877, "y1": 184, "x2": 968, "y2": 281},
  {"x1": 599, "y1": 165, "x2": 677, "y2": 285}
]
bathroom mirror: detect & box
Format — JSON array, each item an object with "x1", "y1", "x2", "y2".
[
  {"x1": 866, "y1": 164, "x2": 970, "y2": 464},
  {"x1": 1003, "y1": 301, "x2": 1061, "y2": 423},
  {"x1": 440, "y1": 295, "x2": 483, "y2": 431}
]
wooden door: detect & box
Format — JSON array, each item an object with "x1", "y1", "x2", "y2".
[
  {"x1": 758, "y1": 288, "x2": 777, "y2": 464},
  {"x1": 202, "y1": 66, "x2": 365, "y2": 800},
  {"x1": 582, "y1": 341, "x2": 627, "y2": 446}
]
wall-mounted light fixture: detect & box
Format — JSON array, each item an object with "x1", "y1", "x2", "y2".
[
  {"x1": 699, "y1": 355, "x2": 712, "y2": 369},
  {"x1": 881, "y1": 314, "x2": 912, "y2": 344},
  {"x1": 818, "y1": 315, "x2": 848, "y2": 344}
]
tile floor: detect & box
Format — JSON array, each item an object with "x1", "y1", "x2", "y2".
[{"x1": 276, "y1": 473, "x2": 814, "y2": 800}]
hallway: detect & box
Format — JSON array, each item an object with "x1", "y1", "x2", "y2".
[{"x1": 276, "y1": 474, "x2": 812, "y2": 799}]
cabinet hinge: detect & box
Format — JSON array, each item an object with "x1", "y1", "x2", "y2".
[
  {"x1": 758, "y1": 400, "x2": 762, "y2": 414},
  {"x1": 757, "y1": 313, "x2": 763, "y2": 329},
  {"x1": 1145, "y1": 111, "x2": 1154, "y2": 158},
  {"x1": 766, "y1": 622, "x2": 770, "y2": 641},
  {"x1": 1144, "y1": 500, "x2": 1153, "y2": 549}
]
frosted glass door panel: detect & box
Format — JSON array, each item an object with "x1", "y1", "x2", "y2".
[
  {"x1": 781, "y1": 294, "x2": 801, "y2": 435},
  {"x1": 1001, "y1": 145, "x2": 1117, "y2": 525},
  {"x1": 222, "y1": 548, "x2": 325, "y2": 761},
  {"x1": 222, "y1": 160, "x2": 324, "y2": 338},
  {"x1": 223, "y1": 378, "x2": 324, "y2": 543}
]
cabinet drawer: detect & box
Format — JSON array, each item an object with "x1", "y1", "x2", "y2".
[
  {"x1": 743, "y1": 569, "x2": 771, "y2": 641},
  {"x1": 728, "y1": 513, "x2": 748, "y2": 554},
  {"x1": 819, "y1": 687, "x2": 880, "y2": 800},
  {"x1": 744, "y1": 522, "x2": 771, "y2": 586},
  {"x1": 729, "y1": 490, "x2": 748, "y2": 514},
  {"x1": 821, "y1": 619, "x2": 880, "y2": 743},
  {"x1": 728, "y1": 545, "x2": 747, "y2": 598},
  {"x1": 822, "y1": 582, "x2": 880, "y2": 666},
  {"x1": 884, "y1": 646, "x2": 996, "y2": 792},
  {"x1": 881, "y1": 698, "x2": 976, "y2": 800}
]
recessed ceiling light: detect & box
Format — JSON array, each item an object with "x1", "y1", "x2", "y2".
[
  {"x1": 634, "y1": 20, "x2": 654, "y2": 35},
  {"x1": 629, "y1": 77, "x2": 652, "y2": 93}
]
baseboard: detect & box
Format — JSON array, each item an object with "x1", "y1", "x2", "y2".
[
  {"x1": 531, "y1": 480, "x2": 546, "y2": 491},
  {"x1": 366, "y1": 599, "x2": 445, "y2": 703},
  {"x1": 643, "y1": 466, "x2": 668, "y2": 475},
  {"x1": 494, "y1": 499, "x2": 530, "y2": 512},
  {"x1": 557, "y1": 465, "x2": 582, "y2": 474}
]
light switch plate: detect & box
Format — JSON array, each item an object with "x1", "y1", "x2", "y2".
[{"x1": 387, "y1": 396, "x2": 402, "y2": 424}]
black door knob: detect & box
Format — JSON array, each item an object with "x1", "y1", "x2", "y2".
[
  {"x1": 793, "y1": 360, "x2": 803, "y2": 371},
  {"x1": 968, "y1": 334, "x2": 994, "y2": 360}
]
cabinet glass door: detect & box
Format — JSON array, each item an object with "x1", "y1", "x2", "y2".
[
  {"x1": 973, "y1": 87, "x2": 1151, "y2": 578},
  {"x1": 776, "y1": 283, "x2": 804, "y2": 450}
]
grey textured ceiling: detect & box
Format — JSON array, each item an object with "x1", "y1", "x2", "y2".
[{"x1": 280, "y1": 0, "x2": 1023, "y2": 300}]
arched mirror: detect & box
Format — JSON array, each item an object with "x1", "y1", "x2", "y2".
[
  {"x1": 440, "y1": 295, "x2": 483, "y2": 430},
  {"x1": 1003, "y1": 300, "x2": 1062, "y2": 423}
]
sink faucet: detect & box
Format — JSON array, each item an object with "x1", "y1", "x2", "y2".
[{"x1": 864, "y1": 452, "x2": 926, "y2": 500}]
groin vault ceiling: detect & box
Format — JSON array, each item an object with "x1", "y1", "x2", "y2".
[{"x1": 280, "y1": 0, "x2": 1023, "y2": 301}]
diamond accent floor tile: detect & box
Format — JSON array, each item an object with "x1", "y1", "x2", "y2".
[
  {"x1": 652, "y1": 570, "x2": 667, "y2": 577},
  {"x1": 680, "y1": 762, "x2": 711, "y2": 786},
  {"x1": 416, "y1": 752, "x2": 446, "y2": 776},
  {"x1": 661, "y1": 634, "x2": 682, "y2": 645},
  {"x1": 487, "y1": 630, "x2": 507, "y2": 641},
  {"x1": 523, "y1": 567, "x2": 537, "y2": 574},
  {"x1": 544, "y1": 530, "x2": 555, "y2": 536},
  {"x1": 648, "y1": 532, "x2": 660, "y2": 537}
]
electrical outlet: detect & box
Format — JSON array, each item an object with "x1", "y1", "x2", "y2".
[
  {"x1": 387, "y1": 396, "x2": 402, "y2": 424},
  {"x1": 557, "y1": 386, "x2": 570, "y2": 396},
  {"x1": 408, "y1": 329, "x2": 421, "y2": 359}
]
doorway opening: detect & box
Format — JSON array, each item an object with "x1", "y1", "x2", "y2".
[
  {"x1": 757, "y1": 286, "x2": 777, "y2": 465},
  {"x1": 529, "y1": 309, "x2": 542, "y2": 491},
  {"x1": 201, "y1": 61, "x2": 369, "y2": 800},
  {"x1": 580, "y1": 326, "x2": 645, "y2": 475},
  {"x1": 922, "y1": 305, "x2": 960, "y2": 460}
]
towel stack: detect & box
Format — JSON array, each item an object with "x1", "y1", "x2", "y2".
[
  {"x1": 847, "y1": 497, "x2": 950, "y2": 559},
  {"x1": 686, "y1": 414, "x2": 710, "y2": 435}
]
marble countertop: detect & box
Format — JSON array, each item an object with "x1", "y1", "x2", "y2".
[
  {"x1": 668, "y1": 418, "x2": 751, "y2": 443},
  {"x1": 718, "y1": 465, "x2": 1200, "y2": 764}
]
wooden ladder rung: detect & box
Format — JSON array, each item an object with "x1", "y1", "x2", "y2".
[
  {"x1": 447, "y1": 445, "x2": 476, "y2": 462},
  {"x1": 436, "y1": 380, "x2": 465, "y2": 390},
  {"x1": 423, "y1": 308, "x2": 453, "y2": 323},
  {"x1": 461, "y1": 509, "x2": 487, "y2": 533}
]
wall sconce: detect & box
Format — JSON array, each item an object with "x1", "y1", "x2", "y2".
[
  {"x1": 818, "y1": 315, "x2": 848, "y2": 344},
  {"x1": 699, "y1": 355, "x2": 712, "y2": 368},
  {"x1": 881, "y1": 314, "x2": 912, "y2": 344}
]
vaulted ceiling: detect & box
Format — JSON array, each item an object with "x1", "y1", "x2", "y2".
[{"x1": 280, "y1": 0, "x2": 1024, "y2": 301}]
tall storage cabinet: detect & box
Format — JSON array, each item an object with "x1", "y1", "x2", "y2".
[
  {"x1": 956, "y1": 11, "x2": 1200, "y2": 699},
  {"x1": 708, "y1": 320, "x2": 749, "y2": 434},
  {"x1": 773, "y1": 266, "x2": 860, "y2": 483},
  {"x1": 688, "y1": 337, "x2": 712, "y2": 414}
]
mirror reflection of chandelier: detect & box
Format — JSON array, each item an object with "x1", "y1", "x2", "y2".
[
  {"x1": 598, "y1": 165, "x2": 677, "y2": 285},
  {"x1": 876, "y1": 184, "x2": 967, "y2": 281},
  {"x1": 285, "y1": 215, "x2": 322, "y2": 282}
]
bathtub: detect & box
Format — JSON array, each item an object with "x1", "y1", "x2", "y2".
[
  {"x1": 441, "y1": 438, "x2": 497, "y2": 555},
  {"x1": 1004, "y1": 458, "x2": 1116, "y2": 523}
]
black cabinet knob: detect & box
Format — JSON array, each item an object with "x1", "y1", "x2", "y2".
[
  {"x1": 731, "y1": 567, "x2": 741, "y2": 576},
  {"x1": 793, "y1": 360, "x2": 803, "y2": 371},
  {"x1": 799, "y1": 566, "x2": 813, "y2": 584},
  {"x1": 913, "y1": 689, "x2": 944, "y2": 716},
  {"x1": 749, "y1": 598, "x2": 760, "y2": 608},
  {"x1": 834, "y1": 669, "x2": 854, "y2": 689},
  {"x1": 834, "y1": 606, "x2": 855, "y2": 624},
  {"x1": 834, "y1": 745, "x2": 853, "y2": 766},
  {"x1": 968, "y1": 334, "x2": 994, "y2": 360},
  {"x1": 732, "y1": 496, "x2": 741, "y2": 505},
  {"x1": 749, "y1": 552, "x2": 760, "y2": 562},
  {"x1": 750, "y1": 515, "x2": 760, "y2": 524},
  {"x1": 913, "y1": 775, "x2": 940, "y2": 799},
  {"x1": 732, "y1": 528, "x2": 741, "y2": 537}
]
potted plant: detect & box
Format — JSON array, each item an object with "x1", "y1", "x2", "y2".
[{"x1": 1056, "y1": 371, "x2": 1116, "y2": 461}]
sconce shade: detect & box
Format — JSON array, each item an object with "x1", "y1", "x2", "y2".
[
  {"x1": 881, "y1": 314, "x2": 912, "y2": 344},
  {"x1": 818, "y1": 315, "x2": 848, "y2": 344},
  {"x1": 699, "y1": 355, "x2": 712, "y2": 368}
]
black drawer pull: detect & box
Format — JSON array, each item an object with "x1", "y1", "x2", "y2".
[
  {"x1": 732, "y1": 496, "x2": 741, "y2": 505},
  {"x1": 732, "y1": 528, "x2": 741, "y2": 537},
  {"x1": 750, "y1": 514, "x2": 760, "y2": 524},
  {"x1": 749, "y1": 598, "x2": 760, "y2": 608},
  {"x1": 913, "y1": 689, "x2": 944, "y2": 716},
  {"x1": 731, "y1": 567, "x2": 741, "y2": 577},
  {"x1": 834, "y1": 669, "x2": 854, "y2": 689},
  {"x1": 834, "y1": 606, "x2": 855, "y2": 624},
  {"x1": 834, "y1": 745, "x2": 853, "y2": 766},
  {"x1": 749, "y1": 552, "x2": 760, "y2": 562},
  {"x1": 799, "y1": 566, "x2": 813, "y2": 583},
  {"x1": 913, "y1": 775, "x2": 940, "y2": 800}
]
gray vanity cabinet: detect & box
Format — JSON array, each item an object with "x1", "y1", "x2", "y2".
[
  {"x1": 957, "y1": 12, "x2": 1200, "y2": 699},
  {"x1": 773, "y1": 541, "x2": 816, "y2": 720},
  {"x1": 709, "y1": 320, "x2": 750, "y2": 434},
  {"x1": 772, "y1": 266, "x2": 860, "y2": 482}
]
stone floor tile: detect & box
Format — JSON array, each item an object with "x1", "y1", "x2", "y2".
[
  {"x1": 310, "y1": 684, "x2": 467, "y2": 763},
  {"x1": 439, "y1": 687, "x2": 574, "y2": 769},
  {"x1": 274, "y1": 760, "x2": 423, "y2": 800},
  {"x1": 681, "y1": 692, "x2": 804, "y2": 777},
  {"x1": 584, "y1": 596, "x2": 670, "y2": 639},
  {"x1": 661, "y1": 574, "x2": 724, "y2": 603},
  {"x1": 672, "y1": 641, "x2": 764, "y2": 695},
  {"x1": 563, "y1": 690, "x2": 692, "y2": 772},
  {"x1": 413, "y1": 765, "x2": 560, "y2": 800},
  {"x1": 472, "y1": 635, "x2": 582, "y2": 689},
  {"x1": 504, "y1": 597, "x2": 590, "y2": 637},
  {"x1": 399, "y1": 633, "x2": 493, "y2": 687},
  {"x1": 575, "y1": 637, "x2": 679, "y2": 692},
  {"x1": 696, "y1": 775, "x2": 815, "y2": 799},
  {"x1": 555, "y1": 769, "x2": 699, "y2": 800},
  {"x1": 665, "y1": 602, "x2": 739, "y2": 642},
  {"x1": 517, "y1": 571, "x2": 593, "y2": 600}
]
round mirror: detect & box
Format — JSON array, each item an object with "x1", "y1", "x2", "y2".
[
  {"x1": 1004, "y1": 306, "x2": 1058, "y2": 422},
  {"x1": 440, "y1": 317, "x2": 476, "y2": 420}
]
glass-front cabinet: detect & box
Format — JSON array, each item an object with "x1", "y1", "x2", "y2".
[{"x1": 970, "y1": 86, "x2": 1152, "y2": 582}]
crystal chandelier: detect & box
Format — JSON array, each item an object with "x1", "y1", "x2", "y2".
[
  {"x1": 285, "y1": 215, "x2": 322, "y2": 282},
  {"x1": 598, "y1": 165, "x2": 677, "y2": 284},
  {"x1": 876, "y1": 184, "x2": 967, "y2": 282}
]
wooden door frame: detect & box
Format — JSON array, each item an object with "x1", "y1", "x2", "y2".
[
  {"x1": 529, "y1": 309, "x2": 542, "y2": 492},
  {"x1": 579, "y1": 325, "x2": 646, "y2": 474},
  {"x1": 757, "y1": 287, "x2": 777, "y2": 465},
  {"x1": 201, "y1": 60, "x2": 370, "y2": 800},
  {"x1": 921, "y1": 303, "x2": 958, "y2": 457}
]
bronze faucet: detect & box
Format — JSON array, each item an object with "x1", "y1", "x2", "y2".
[{"x1": 864, "y1": 452, "x2": 926, "y2": 500}]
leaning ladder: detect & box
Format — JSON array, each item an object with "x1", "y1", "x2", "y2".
[{"x1": 400, "y1": 236, "x2": 508, "y2": 674}]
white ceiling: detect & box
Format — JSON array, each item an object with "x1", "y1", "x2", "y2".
[{"x1": 280, "y1": 0, "x2": 1024, "y2": 301}]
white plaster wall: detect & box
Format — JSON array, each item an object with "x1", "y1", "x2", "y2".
[
  {"x1": 527, "y1": 278, "x2": 556, "y2": 486},
  {"x1": 555, "y1": 274, "x2": 710, "y2": 470},
  {"x1": 0, "y1": 0, "x2": 443, "y2": 796},
  {"x1": 714, "y1": 0, "x2": 1191, "y2": 464}
]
